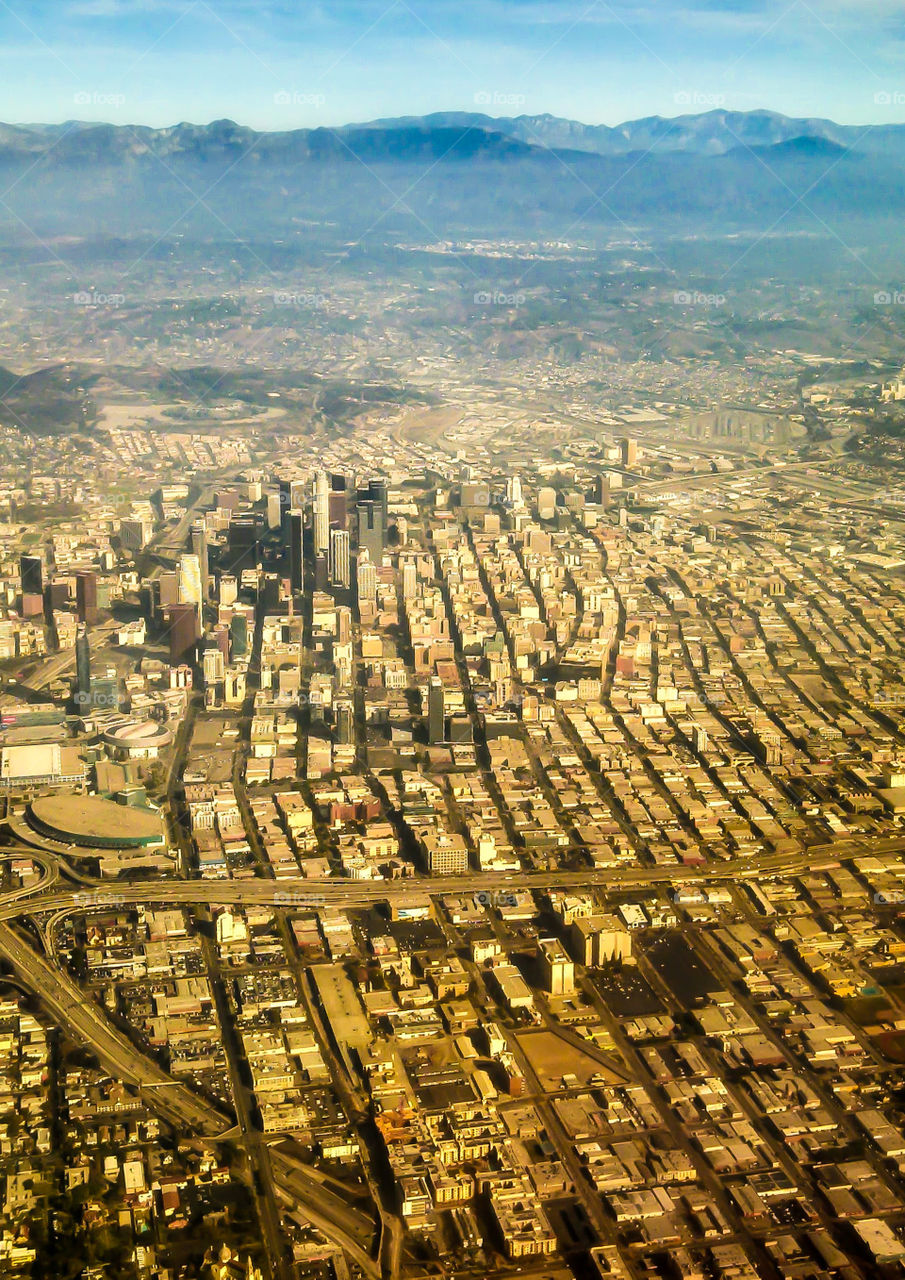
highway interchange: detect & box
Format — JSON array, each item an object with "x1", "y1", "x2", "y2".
[{"x1": 0, "y1": 827, "x2": 900, "y2": 1276}]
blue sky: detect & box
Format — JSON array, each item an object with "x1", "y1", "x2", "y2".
[{"x1": 3, "y1": 0, "x2": 905, "y2": 128}]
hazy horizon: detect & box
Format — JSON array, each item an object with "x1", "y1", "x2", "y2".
[{"x1": 2, "y1": 0, "x2": 905, "y2": 132}]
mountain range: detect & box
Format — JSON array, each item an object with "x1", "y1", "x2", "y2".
[{"x1": 0, "y1": 108, "x2": 902, "y2": 239}]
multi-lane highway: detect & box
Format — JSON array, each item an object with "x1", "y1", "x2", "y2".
[
  {"x1": 0, "y1": 829, "x2": 898, "y2": 1276},
  {"x1": 0, "y1": 914, "x2": 380, "y2": 1275}
]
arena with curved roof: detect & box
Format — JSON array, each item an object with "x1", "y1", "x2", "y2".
[{"x1": 26, "y1": 795, "x2": 165, "y2": 849}]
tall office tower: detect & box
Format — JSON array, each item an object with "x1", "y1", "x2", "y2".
[
  {"x1": 219, "y1": 573, "x2": 238, "y2": 606},
  {"x1": 356, "y1": 478, "x2": 387, "y2": 565},
  {"x1": 334, "y1": 698, "x2": 354, "y2": 745},
  {"x1": 177, "y1": 554, "x2": 203, "y2": 608},
  {"x1": 595, "y1": 474, "x2": 611, "y2": 508},
  {"x1": 330, "y1": 528, "x2": 351, "y2": 589},
  {"x1": 229, "y1": 613, "x2": 248, "y2": 658},
  {"x1": 154, "y1": 571, "x2": 178, "y2": 616},
  {"x1": 620, "y1": 437, "x2": 638, "y2": 468},
  {"x1": 75, "y1": 570, "x2": 98, "y2": 625},
  {"x1": 288, "y1": 509, "x2": 305, "y2": 595},
  {"x1": 75, "y1": 623, "x2": 91, "y2": 707},
  {"x1": 314, "y1": 469, "x2": 330, "y2": 557},
  {"x1": 211, "y1": 625, "x2": 230, "y2": 661},
  {"x1": 428, "y1": 676, "x2": 445, "y2": 745},
  {"x1": 537, "y1": 486, "x2": 557, "y2": 521},
  {"x1": 357, "y1": 556, "x2": 377, "y2": 604},
  {"x1": 20, "y1": 554, "x2": 43, "y2": 597},
  {"x1": 191, "y1": 520, "x2": 210, "y2": 601},
  {"x1": 202, "y1": 644, "x2": 225, "y2": 688},
  {"x1": 225, "y1": 516, "x2": 263, "y2": 575},
  {"x1": 314, "y1": 554, "x2": 329, "y2": 592},
  {"x1": 335, "y1": 606, "x2": 352, "y2": 644},
  {"x1": 329, "y1": 474, "x2": 348, "y2": 530},
  {"x1": 259, "y1": 574, "x2": 282, "y2": 615},
  {"x1": 506, "y1": 475, "x2": 523, "y2": 506},
  {"x1": 167, "y1": 603, "x2": 199, "y2": 665},
  {"x1": 267, "y1": 492, "x2": 283, "y2": 530},
  {"x1": 402, "y1": 558, "x2": 417, "y2": 602}
]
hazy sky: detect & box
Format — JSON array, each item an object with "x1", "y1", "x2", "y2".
[{"x1": 2, "y1": 0, "x2": 905, "y2": 128}]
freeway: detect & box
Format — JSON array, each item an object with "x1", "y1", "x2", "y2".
[
  {"x1": 0, "y1": 918, "x2": 379, "y2": 1274},
  {"x1": 0, "y1": 838, "x2": 873, "y2": 922},
  {"x1": 0, "y1": 828, "x2": 898, "y2": 1278}
]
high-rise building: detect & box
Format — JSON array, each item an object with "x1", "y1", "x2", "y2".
[
  {"x1": 191, "y1": 520, "x2": 210, "y2": 601},
  {"x1": 428, "y1": 676, "x2": 445, "y2": 745},
  {"x1": 219, "y1": 574, "x2": 238, "y2": 606},
  {"x1": 335, "y1": 606, "x2": 352, "y2": 645},
  {"x1": 225, "y1": 516, "x2": 262, "y2": 575},
  {"x1": 356, "y1": 479, "x2": 387, "y2": 565},
  {"x1": 620, "y1": 437, "x2": 637, "y2": 468},
  {"x1": 537, "y1": 487, "x2": 557, "y2": 520},
  {"x1": 203, "y1": 644, "x2": 225, "y2": 688},
  {"x1": 154, "y1": 571, "x2": 178, "y2": 617},
  {"x1": 259, "y1": 574, "x2": 281, "y2": 615},
  {"x1": 166, "y1": 603, "x2": 199, "y2": 666},
  {"x1": 357, "y1": 556, "x2": 377, "y2": 603},
  {"x1": 505, "y1": 475, "x2": 523, "y2": 506},
  {"x1": 20, "y1": 555, "x2": 43, "y2": 597},
  {"x1": 314, "y1": 469, "x2": 330, "y2": 557},
  {"x1": 229, "y1": 613, "x2": 249, "y2": 658},
  {"x1": 402, "y1": 558, "x2": 417, "y2": 602},
  {"x1": 334, "y1": 698, "x2": 354, "y2": 745},
  {"x1": 328, "y1": 474, "x2": 347, "y2": 529},
  {"x1": 266, "y1": 492, "x2": 283, "y2": 530},
  {"x1": 330, "y1": 528, "x2": 351, "y2": 589},
  {"x1": 75, "y1": 623, "x2": 91, "y2": 708},
  {"x1": 177, "y1": 554, "x2": 203, "y2": 609},
  {"x1": 288, "y1": 509, "x2": 305, "y2": 595},
  {"x1": 75, "y1": 570, "x2": 98, "y2": 625},
  {"x1": 537, "y1": 938, "x2": 575, "y2": 995}
]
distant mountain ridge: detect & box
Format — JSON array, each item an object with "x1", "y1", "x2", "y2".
[
  {"x1": 0, "y1": 107, "x2": 902, "y2": 238},
  {"x1": 0, "y1": 107, "x2": 899, "y2": 165}
]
